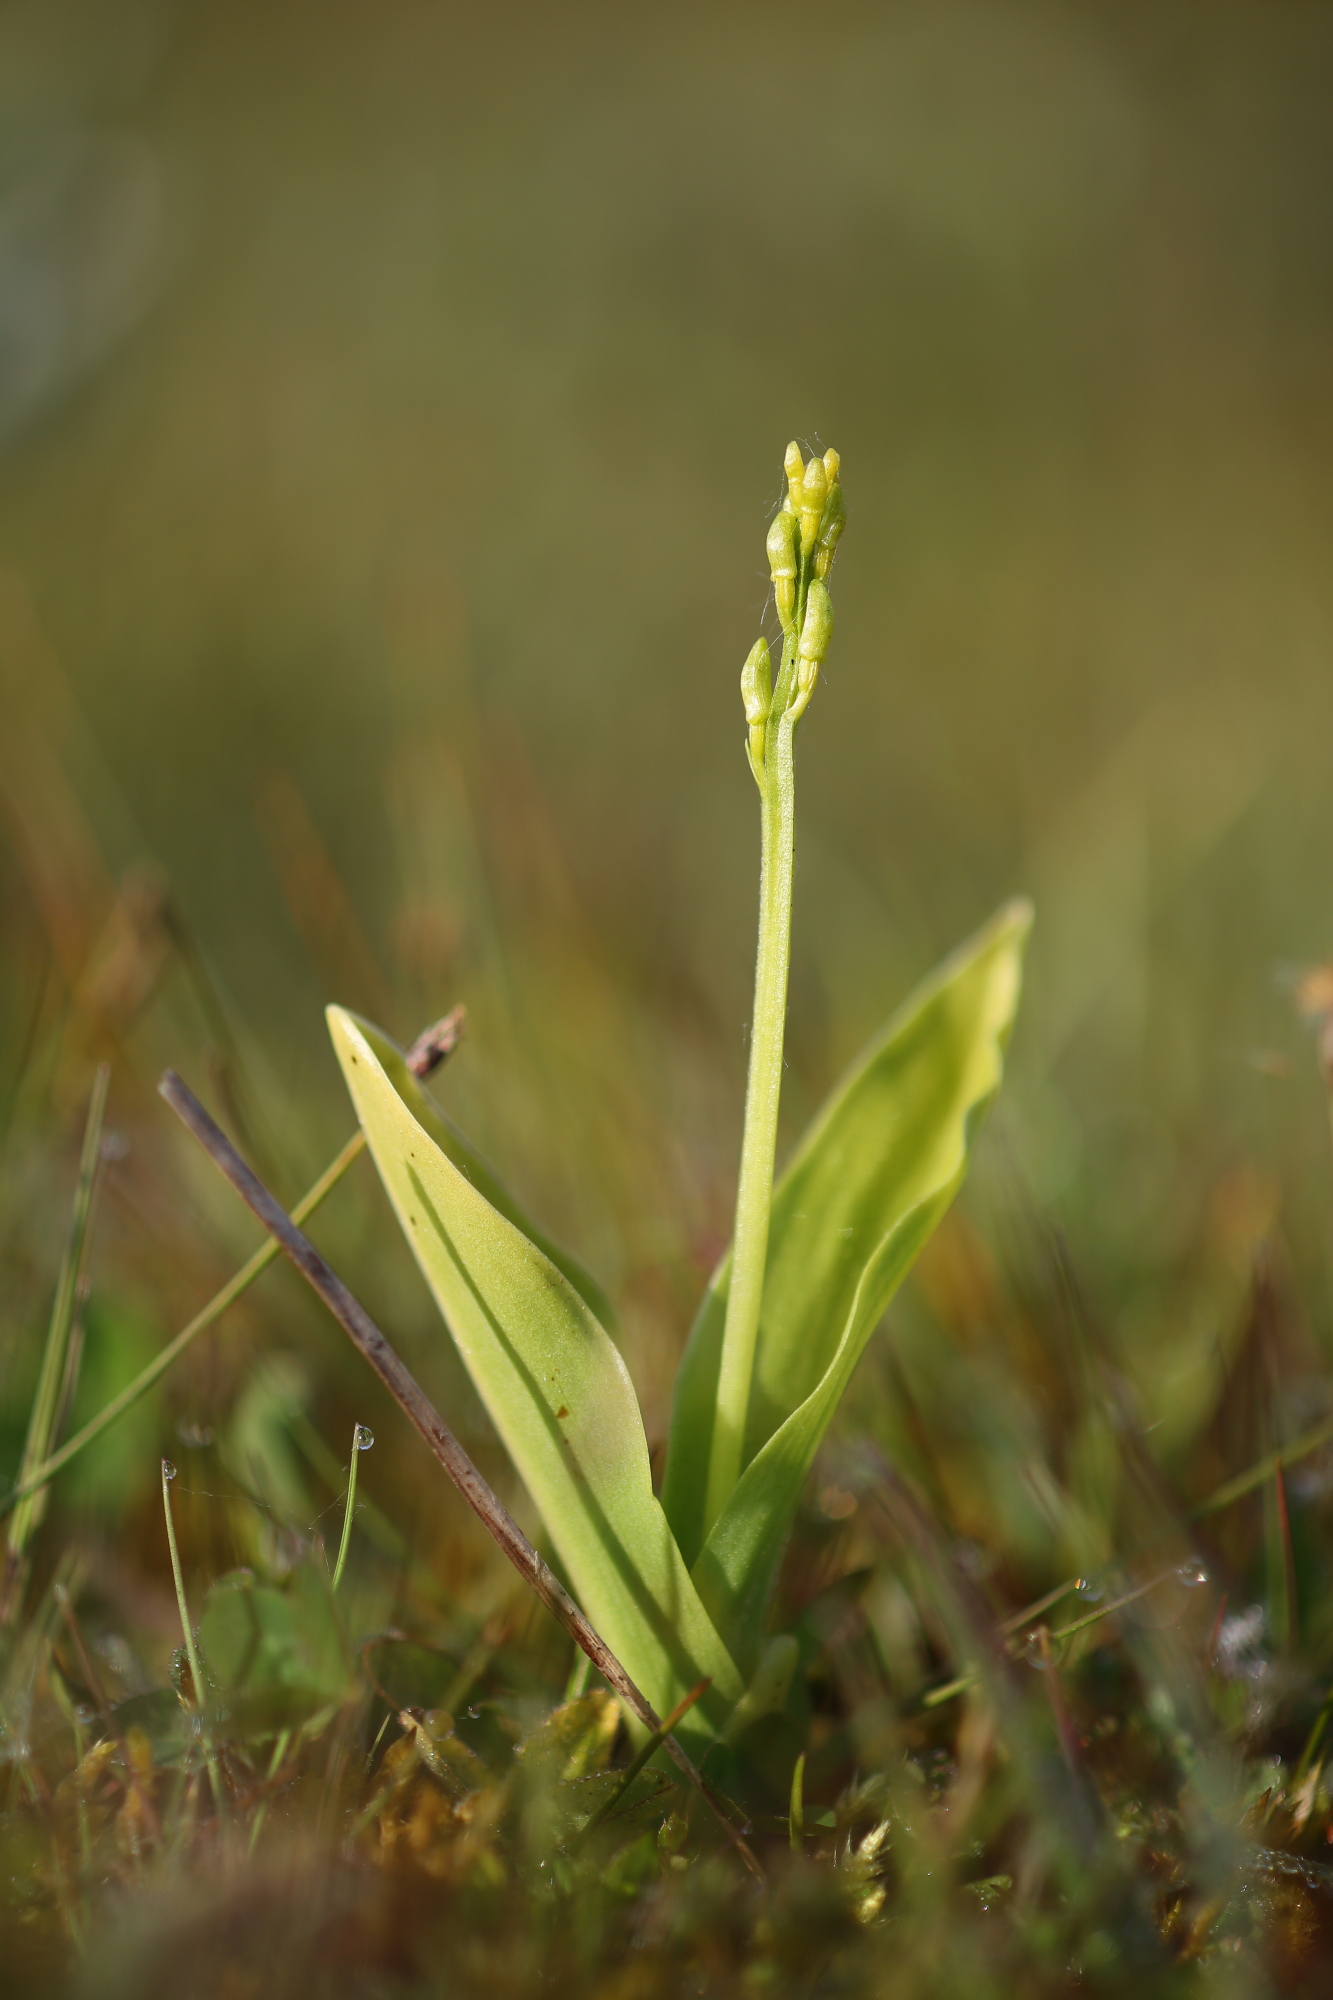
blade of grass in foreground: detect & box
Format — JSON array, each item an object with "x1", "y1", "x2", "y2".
[
  {"x1": 161, "y1": 1458, "x2": 229, "y2": 1830},
  {"x1": 3, "y1": 1064, "x2": 110, "y2": 1613}
]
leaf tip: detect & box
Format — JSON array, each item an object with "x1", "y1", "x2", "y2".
[
  {"x1": 327, "y1": 1004, "x2": 370, "y2": 1072},
  {"x1": 994, "y1": 895, "x2": 1034, "y2": 944}
]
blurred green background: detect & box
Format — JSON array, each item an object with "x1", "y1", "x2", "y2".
[{"x1": 4, "y1": 0, "x2": 1333, "y2": 1581}]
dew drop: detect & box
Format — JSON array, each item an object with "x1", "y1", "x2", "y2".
[
  {"x1": 1075, "y1": 1576, "x2": 1105, "y2": 1603},
  {"x1": 161, "y1": 1459, "x2": 177, "y2": 1481},
  {"x1": 1176, "y1": 1561, "x2": 1208, "y2": 1588},
  {"x1": 355, "y1": 1425, "x2": 375, "y2": 1452},
  {"x1": 1018, "y1": 1629, "x2": 1052, "y2": 1670}
]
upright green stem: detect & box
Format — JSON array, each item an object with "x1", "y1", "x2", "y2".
[
  {"x1": 699, "y1": 441, "x2": 841, "y2": 1542},
  {"x1": 703, "y1": 654, "x2": 801, "y2": 1537}
]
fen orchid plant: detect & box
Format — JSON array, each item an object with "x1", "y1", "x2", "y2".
[{"x1": 328, "y1": 445, "x2": 1030, "y2": 1756}]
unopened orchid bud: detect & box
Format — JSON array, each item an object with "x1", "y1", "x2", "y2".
[
  {"x1": 798, "y1": 455, "x2": 828, "y2": 559},
  {"x1": 814, "y1": 480, "x2": 845, "y2": 579},
  {"x1": 794, "y1": 577, "x2": 833, "y2": 706},
  {"x1": 783, "y1": 440, "x2": 804, "y2": 514},
  {"x1": 822, "y1": 448, "x2": 840, "y2": 483},
  {"x1": 741, "y1": 635, "x2": 772, "y2": 768},
  {"x1": 740, "y1": 636, "x2": 772, "y2": 727},
  {"x1": 765, "y1": 509, "x2": 799, "y2": 629}
]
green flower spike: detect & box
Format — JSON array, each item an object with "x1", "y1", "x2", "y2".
[{"x1": 706, "y1": 444, "x2": 845, "y2": 1532}]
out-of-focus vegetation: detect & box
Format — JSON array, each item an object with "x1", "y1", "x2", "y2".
[{"x1": 6, "y1": 1, "x2": 1333, "y2": 1993}]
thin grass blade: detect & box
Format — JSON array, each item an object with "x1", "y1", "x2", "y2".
[{"x1": 4, "y1": 1064, "x2": 111, "y2": 1598}]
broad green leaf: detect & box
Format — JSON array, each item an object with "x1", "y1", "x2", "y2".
[
  {"x1": 329, "y1": 1008, "x2": 743, "y2": 1749},
  {"x1": 223, "y1": 1351, "x2": 315, "y2": 1522},
  {"x1": 346, "y1": 1015, "x2": 618, "y2": 1333},
  {"x1": 197, "y1": 1562, "x2": 354, "y2": 1733},
  {"x1": 662, "y1": 901, "x2": 1030, "y2": 1665}
]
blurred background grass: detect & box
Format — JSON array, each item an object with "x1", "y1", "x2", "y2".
[{"x1": 4, "y1": 0, "x2": 1333, "y2": 1764}]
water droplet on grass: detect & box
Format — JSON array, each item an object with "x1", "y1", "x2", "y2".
[
  {"x1": 1076, "y1": 1576, "x2": 1105, "y2": 1602},
  {"x1": 1176, "y1": 1561, "x2": 1208, "y2": 1588},
  {"x1": 162, "y1": 1460, "x2": 177, "y2": 1480},
  {"x1": 355, "y1": 1425, "x2": 374, "y2": 1451}
]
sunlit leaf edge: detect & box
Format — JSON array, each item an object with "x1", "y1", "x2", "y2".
[{"x1": 344, "y1": 1012, "x2": 618, "y2": 1332}]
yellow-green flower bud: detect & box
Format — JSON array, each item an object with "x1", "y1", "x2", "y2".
[
  {"x1": 795, "y1": 577, "x2": 833, "y2": 705},
  {"x1": 822, "y1": 448, "x2": 840, "y2": 482},
  {"x1": 814, "y1": 479, "x2": 845, "y2": 579},
  {"x1": 740, "y1": 635, "x2": 772, "y2": 726},
  {"x1": 799, "y1": 455, "x2": 828, "y2": 559},
  {"x1": 783, "y1": 440, "x2": 805, "y2": 515},
  {"x1": 765, "y1": 510, "x2": 799, "y2": 629},
  {"x1": 741, "y1": 635, "x2": 772, "y2": 769}
]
